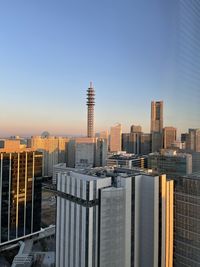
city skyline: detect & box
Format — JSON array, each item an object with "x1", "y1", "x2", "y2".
[
  {"x1": 0, "y1": 93, "x2": 198, "y2": 137},
  {"x1": 0, "y1": 0, "x2": 199, "y2": 137}
]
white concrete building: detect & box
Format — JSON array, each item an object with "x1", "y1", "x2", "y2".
[{"x1": 55, "y1": 168, "x2": 130, "y2": 267}]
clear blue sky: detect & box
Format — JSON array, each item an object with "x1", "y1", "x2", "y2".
[{"x1": 0, "y1": 0, "x2": 199, "y2": 137}]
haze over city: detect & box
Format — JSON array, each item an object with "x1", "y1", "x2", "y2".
[{"x1": 0, "y1": 0, "x2": 199, "y2": 136}]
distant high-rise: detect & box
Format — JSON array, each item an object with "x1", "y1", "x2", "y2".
[
  {"x1": 186, "y1": 128, "x2": 200, "y2": 152},
  {"x1": 130, "y1": 125, "x2": 142, "y2": 133},
  {"x1": 110, "y1": 124, "x2": 122, "y2": 152},
  {"x1": 66, "y1": 137, "x2": 107, "y2": 170},
  {"x1": 87, "y1": 82, "x2": 95, "y2": 138},
  {"x1": 151, "y1": 101, "x2": 163, "y2": 132},
  {"x1": 151, "y1": 101, "x2": 163, "y2": 152},
  {"x1": 163, "y1": 127, "x2": 177, "y2": 149},
  {"x1": 28, "y1": 134, "x2": 69, "y2": 177}
]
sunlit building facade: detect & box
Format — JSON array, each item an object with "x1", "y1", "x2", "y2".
[
  {"x1": 28, "y1": 135, "x2": 69, "y2": 176},
  {"x1": 163, "y1": 127, "x2": 177, "y2": 149},
  {"x1": 151, "y1": 101, "x2": 163, "y2": 152},
  {"x1": 110, "y1": 124, "x2": 122, "y2": 152}
]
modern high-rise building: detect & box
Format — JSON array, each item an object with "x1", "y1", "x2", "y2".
[
  {"x1": 95, "y1": 138, "x2": 107, "y2": 167},
  {"x1": 55, "y1": 169, "x2": 129, "y2": 267},
  {"x1": 151, "y1": 101, "x2": 163, "y2": 152},
  {"x1": 140, "y1": 133, "x2": 151, "y2": 155},
  {"x1": 122, "y1": 132, "x2": 151, "y2": 155},
  {"x1": 134, "y1": 174, "x2": 174, "y2": 267},
  {"x1": 107, "y1": 153, "x2": 148, "y2": 169},
  {"x1": 0, "y1": 139, "x2": 22, "y2": 151},
  {"x1": 54, "y1": 166, "x2": 174, "y2": 267},
  {"x1": 110, "y1": 124, "x2": 122, "y2": 152},
  {"x1": 28, "y1": 134, "x2": 69, "y2": 177},
  {"x1": 66, "y1": 137, "x2": 107, "y2": 170},
  {"x1": 87, "y1": 82, "x2": 95, "y2": 138},
  {"x1": 173, "y1": 175, "x2": 200, "y2": 266},
  {"x1": 129, "y1": 132, "x2": 141, "y2": 155},
  {"x1": 0, "y1": 149, "x2": 43, "y2": 245},
  {"x1": 98, "y1": 131, "x2": 109, "y2": 149},
  {"x1": 163, "y1": 127, "x2": 177, "y2": 149},
  {"x1": 181, "y1": 133, "x2": 188, "y2": 143},
  {"x1": 151, "y1": 101, "x2": 163, "y2": 133},
  {"x1": 130, "y1": 125, "x2": 142, "y2": 133},
  {"x1": 122, "y1": 133, "x2": 130, "y2": 152},
  {"x1": 148, "y1": 149, "x2": 192, "y2": 178},
  {"x1": 186, "y1": 128, "x2": 200, "y2": 152},
  {"x1": 99, "y1": 130, "x2": 108, "y2": 140}
]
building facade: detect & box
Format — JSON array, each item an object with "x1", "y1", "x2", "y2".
[
  {"x1": 110, "y1": 124, "x2": 122, "y2": 152},
  {"x1": 0, "y1": 150, "x2": 42, "y2": 245},
  {"x1": 174, "y1": 176, "x2": 200, "y2": 266},
  {"x1": 55, "y1": 166, "x2": 174, "y2": 267},
  {"x1": 28, "y1": 135, "x2": 69, "y2": 177},
  {"x1": 66, "y1": 137, "x2": 107, "y2": 170},
  {"x1": 148, "y1": 150, "x2": 192, "y2": 178},
  {"x1": 186, "y1": 128, "x2": 200, "y2": 152},
  {"x1": 55, "y1": 169, "x2": 130, "y2": 267},
  {"x1": 163, "y1": 127, "x2": 177, "y2": 149},
  {"x1": 107, "y1": 153, "x2": 148, "y2": 169},
  {"x1": 151, "y1": 101, "x2": 163, "y2": 152},
  {"x1": 130, "y1": 125, "x2": 142, "y2": 133},
  {"x1": 140, "y1": 133, "x2": 151, "y2": 155}
]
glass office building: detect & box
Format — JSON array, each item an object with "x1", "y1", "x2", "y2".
[
  {"x1": 0, "y1": 151, "x2": 43, "y2": 244},
  {"x1": 174, "y1": 176, "x2": 200, "y2": 266}
]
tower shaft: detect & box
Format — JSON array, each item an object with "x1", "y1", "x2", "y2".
[{"x1": 87, "y1": 82, "x2": 95, "y2": 138}]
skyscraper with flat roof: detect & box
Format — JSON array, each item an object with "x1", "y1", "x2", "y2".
[
  {"x1": 163, "y1": 127, "x2": 177, "y2": 149},
  {"x1": 110, "y1": 124, "x2": 122, "y2": 152},
  {"x1": 54, "y1": 167, "x2": 174, "y2": 267},
  {"x1": 0, "y1": 150, "x2": 42, "y2": 245},
  {"x1": 55, "y1": 168, "x2": 130, "y2": 267},
  {"x1": 28, "y1": 135, "x2": 69, "y2": 177},
  {"x1": 130, "y1": 125, "x2": 142, "y2": 133},
  {"x1": 151, "y1": 101, "x2": 163, "y2": 152}
]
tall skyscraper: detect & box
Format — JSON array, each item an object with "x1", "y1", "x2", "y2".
[
  {"x1": 163, "y1": 127, "x2": 177, "y2": 149},
  {"x1": 151, "y1": 101, "x2": 163, "y2": 152},
  {"x1": 54, "y1": 167, "x2": 174, "y2": 267},
  {"x1": 110, "y1": 124, "x2": 122, "y2": 152},
  {"x1": 87, "y1": 82, "x2": 95, "y2": 138},
  {"x1": 55, "y1": 169, "x2": 129, "y2": 267},
  {"x1": 0, "y1": 149, "x2": 43, "y2": 244}
]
